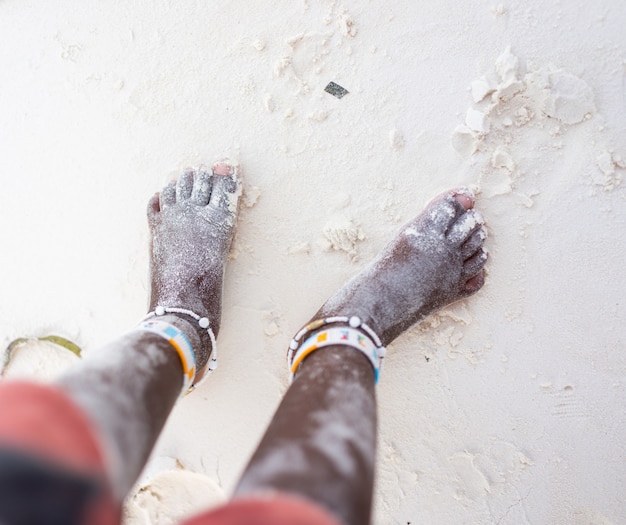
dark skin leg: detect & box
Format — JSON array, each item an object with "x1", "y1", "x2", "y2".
[
  {"x1": 57, "y1": 162, "x2": 241, "y2": 500},
  {"x1": 235, "y1": 190, "x2": 487, "y2": 525},
  {"x1": 235, "y1": 346, "x2": 377, "y2": 525}
]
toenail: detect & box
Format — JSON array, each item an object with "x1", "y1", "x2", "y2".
[
  {"x1": 455, "y1": 186, "x2": 475, "y2": 198},
  {"x1": 453, "y1": 191, "x2": 474, "y2": 210},
  {"x1": 213, "y1": 163, "x2": 232, "y2": 176}
]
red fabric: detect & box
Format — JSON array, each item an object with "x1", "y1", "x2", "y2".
[
  {"x1": 0, "y1": 382, "x2": 341, "y2": 525},
  {"x1": 0, "y1": 381, "x2": 105, "y2": 472},
  {"x1": 0, "y1": 381, "x2": 119, "y2": 525},
  {"x1": 181, "y1": 495, "x2": 343, "y2": 525}
]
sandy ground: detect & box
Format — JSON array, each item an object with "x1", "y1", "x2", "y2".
[{"x1": 1, "y1": 0, "x2": 625, "y2": 523}]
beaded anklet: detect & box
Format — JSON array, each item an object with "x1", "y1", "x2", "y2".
[
  {"x1": 138, "y1": 306, "x2": 218, "y2": 395},
  {"x1": 287, "y1": 316, "x2": 386, "y2": 384}
]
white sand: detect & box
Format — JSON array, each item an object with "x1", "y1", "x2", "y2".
[{"x1": 1, "y1": 1, "x2": 625, "y2": 523}]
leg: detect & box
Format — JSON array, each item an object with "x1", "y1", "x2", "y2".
[
  {"x1": 234, "y1": 189, "x2": 487, "y2": 525},
  {"x1": 58, "y1": 162, "x2": 241, "y2": 500}
]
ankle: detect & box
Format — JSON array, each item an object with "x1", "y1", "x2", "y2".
[
  {"x1": 314, "y1": 275, "x2": 388, "y2": 345},
  {"x1": 142, "y1": 309, "x2": 216, "y2": 390},
  {"x1": 152, "y1": 314, "x2": 203, "y2": 350},
  {"x1": 295, "y1": 344, "x2": 377, "y2": 387},
  {"x1": 288, "y1": 317, "x2": 386, "y2": 385}
]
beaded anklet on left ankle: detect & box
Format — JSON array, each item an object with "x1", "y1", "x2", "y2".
[{"x1": 138, "y1": 306, "x2": 217, "y2": 395}]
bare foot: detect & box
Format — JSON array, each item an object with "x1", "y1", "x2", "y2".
[
  {"x1": 316, "y1": 189, "x2": 487, "y2": 346},
  {"x1": 146, "y1": 162, "x2": 241, "y2": 370}
]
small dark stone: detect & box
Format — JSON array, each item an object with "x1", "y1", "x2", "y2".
[{"x1": 325, "y1": 81, "x2": 349, "y2": 99}]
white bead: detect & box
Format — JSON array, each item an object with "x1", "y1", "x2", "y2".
[
  {"x1": 199, "y1": 317, "x2": 210, "y2": 329},
  {"x1": 155, "y1": 306, "x2": 166, "y2": 316},
  {"x1": 349, "y1": 316, "x2": 361, "y2": 328},
  {"x1": 289, "y1": 340, "x2": 299, "y2": 350}
]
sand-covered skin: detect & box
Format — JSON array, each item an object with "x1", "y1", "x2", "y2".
[
  {"x1": 0, "y1": 1, "x2": 624, "y2": 524},
  {"x1": 148, "y1": 163, "x2": 242, "y2": 370},
  {"x1": 317, "y1": 189, "x2": 487, "y2": 346}
]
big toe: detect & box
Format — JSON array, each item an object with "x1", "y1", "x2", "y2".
[
  {"x1": 209, "y1": 162, "x2": 242, "y2": 213},
  {"x1": 424, "y1": 187, "x2": 474, "y2": 233}
]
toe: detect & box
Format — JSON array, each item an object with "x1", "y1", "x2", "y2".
[
  {"x1": 461, "y1": 226, "x2": 487, "y2": 259},
  {"x1": 209, "y1": 162, "x2": 241, "y2": 211},
  {"x1": 425, "y1": 188, "x2": 474, "y2": 233},
  {"x1": 461, "y1": 248, "x2": 488, "y2": 280},
  {"x1": 176, "y1": 170, "x2": 195, "y2": 201},
  {"x1": 426, "y1": 196, "x2": 464, "y2": 233},
  {"x1": 160, "y1": 181, "x2": 177, "y2": 208},
  {"x1": 463, "y1": 270, "x2": 486, "y2": 295},
  {"x1": 191, "y1": 169, "x2": 212, "y2": 206},
  {"x1": 147, "y1": 193, "x2": 160, "y2": 224},
  {"x1": 447, "y1": 209, "x2": 484, "y2": 245}
]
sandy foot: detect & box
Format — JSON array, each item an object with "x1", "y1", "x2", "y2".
[
  {"x1": 317, "y1": 189, "x2": 487, "y2": 346},
  {"x1": 147, "y1": 162, "x2": 241, "y2": 369}
]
